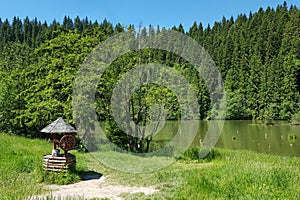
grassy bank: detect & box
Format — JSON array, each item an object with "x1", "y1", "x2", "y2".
[
  {"x1": 0, "y1": 133, "x2": 50, "y2": 199},
  {"x1": 84, "y1": 150, "x2": 300, "y2": 200},
  {"x1": 0, "y1": 133, "x2": 82, "y2": 199},
  {"x1": 0, "y1": 133, "x2": 299, "y2": 199}
]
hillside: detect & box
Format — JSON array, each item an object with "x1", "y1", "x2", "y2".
[{"x1": 0, "y1": 3, "x2": 299, "y2": 137}]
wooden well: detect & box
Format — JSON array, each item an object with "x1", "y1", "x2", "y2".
[
  {"x1": 43, "y1": 154, "x2": 76, "y2": 172},
  {"x1": 41, "y1": 117, "x2": 78, "y2": 172}
]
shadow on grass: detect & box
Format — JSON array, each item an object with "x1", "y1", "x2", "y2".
[{"x1": 77, "y1": 170, "x2": 102, "y2": 181}]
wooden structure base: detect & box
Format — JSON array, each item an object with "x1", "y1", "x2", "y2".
[{"x1": 43, "y1": 153, "x2": 76, "y2": 172}]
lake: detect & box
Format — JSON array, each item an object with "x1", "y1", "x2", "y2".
[{"x1": 152, "y1": 120, "x2": 300, "y2": 157}]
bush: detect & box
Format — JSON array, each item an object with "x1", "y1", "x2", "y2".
[
  {"x1": 36, "y1": 167, "x2": 81, "y2": 185},
  {"x1": 288, "y1": 133, "x2": 297, "y2": 143},
  {"x1": 291, "y1": 111, "x2": 300, "y2": 124},
  {"x1": 177, "y1": 146, "x2": 219, "y2": 161}
]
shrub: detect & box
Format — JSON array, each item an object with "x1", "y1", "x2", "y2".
[
  {"x1": 177, "y1": 146, "x2": 219, "y2": 161},
  {"x1": 35, "y1": 166, "x2": 80, "y2": 185},
  {"x1": 291, "y1": 111, "x2": 300, "y2": 124},
  {"x1": 288, "y1": 133, "x2": 297, "y2": 143}
]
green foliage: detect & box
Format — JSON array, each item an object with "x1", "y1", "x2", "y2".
[
  {"x1": 225, "y1": 89, "x2": 252, "y2": 120},
  {"x1": 16, "y1": 32, "x2": 99, "y2": 134},
  {"x1": 177, "y1": 146, "x2": 220, "y2": 161},
  {"x1": 0, "y1": 4, "x2": 300, "y2": 139},
  {"x1": 0, "y1": 42, "x2": 32, "y2": 134},
  {"x1": 36, "y1": 169, "x2": 81, "y2": 185},
  {"x1": 288, "y1": 133, "x2": 297, "y2": 143},
  {"x1": 291, "y1": 111, "x2": 300, "y2": 124},
  {"x1": 105, "y1": 119, "x2": 128, "y2": 149}
]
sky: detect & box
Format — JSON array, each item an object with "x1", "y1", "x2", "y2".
[{"x1": 0, "y1": 0, "x2": 299, "y2": 30}]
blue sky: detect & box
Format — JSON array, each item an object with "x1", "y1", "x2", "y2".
[{"x1": 0, "y1": 0, "x2": 299, "y2": 30}]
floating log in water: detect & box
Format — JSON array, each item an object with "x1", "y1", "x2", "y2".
[{"x1": 43, "y1": 154, "x2": 76, "y2": 172}]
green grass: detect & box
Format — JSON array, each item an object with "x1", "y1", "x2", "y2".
[
  {"x1": 171, "y1": 152, "x2": 300, "y2": 199},
  {"x1": 0, "y1": 133, "x2": 50, "y2": 199},
  {"x1": 0, "y1": 133, "x2": 82, "y2": 199},
  {"x1": 0, "y1": 133, "x2": 299, "y2": 199},
  {"x1": 88, "y1": 150, "x2": 299, "y2": 200}
]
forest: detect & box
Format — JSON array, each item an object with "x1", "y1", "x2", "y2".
[{"x1": 0, "y1": 2, "x2": 299, "y2": 141}]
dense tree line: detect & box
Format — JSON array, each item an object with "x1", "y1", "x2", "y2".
[
  {"x1": 0, "y1": 2, "x2": 299, "y2": 145},
  {"x1": 189, "y1": 2, "x2": 300, "y2": 122}
]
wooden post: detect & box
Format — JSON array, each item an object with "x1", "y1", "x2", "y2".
[
  {"x1": 53, "y1": 133, "x2": 57, "y2": 149},
  {"x1": 64, "y1": 150, "x2": 67, "y2": 158}
]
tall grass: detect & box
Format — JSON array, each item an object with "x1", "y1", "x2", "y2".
[
  {"x1": 172, "y1": 152, "x2": 300, "y2": 199},
  {"x1": 1, "y1": 133, "x2": 299, "y2": 199},
  {"x1": 0, "y1": 133, "x2": 82, "y2": 199},
  {"x1": 119, "y1": 150, "x2": 300, "y2": 199},
  {"x1": 0, "y1": 133, "x2": 49, "y2": 199}
]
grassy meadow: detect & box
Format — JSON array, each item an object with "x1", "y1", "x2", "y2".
[{"x1": 0, "y1": 133, "x2": 299, "y2": 199}]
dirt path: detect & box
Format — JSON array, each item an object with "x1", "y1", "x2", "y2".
[{"x1": 30, "y1": 176, "x2": 158, "y2": 200}]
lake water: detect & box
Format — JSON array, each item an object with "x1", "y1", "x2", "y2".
[{"x1": 152, "y1": 120, "x2": 300, "y2": 157}]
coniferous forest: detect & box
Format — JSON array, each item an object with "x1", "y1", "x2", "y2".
[{"x1": 0, "y1": 2, "x2": 299, "y2": 138}]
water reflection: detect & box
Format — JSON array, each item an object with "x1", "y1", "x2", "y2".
[
  {"x1": 153, "y1": 120, "x2": 299, "y2": 156},
  {"x1": 215, "y1": 121, "x2": 299, "y2": 156}
]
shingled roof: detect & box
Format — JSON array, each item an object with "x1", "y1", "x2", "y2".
[{"x1": 41, "y1": 117, "x2": 77, "y2": 133}]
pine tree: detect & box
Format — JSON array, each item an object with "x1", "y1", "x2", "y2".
[
  {"x1": 63, "y1": 16, "x2": 73, "y2": 30},
  {"x1": 23, "y1": 17, "x2": 32, "y2": 46},
  {"x1": 12, "y1": 17, "x2": 23, "y2": 42},
  {"x1": 74, "y1": 16, "x2": 83, "y2": 33}
]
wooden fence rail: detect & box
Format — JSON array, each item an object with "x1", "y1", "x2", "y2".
[{"x1": 43, "y1": 154, "x2": 76, "y2": 172}]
